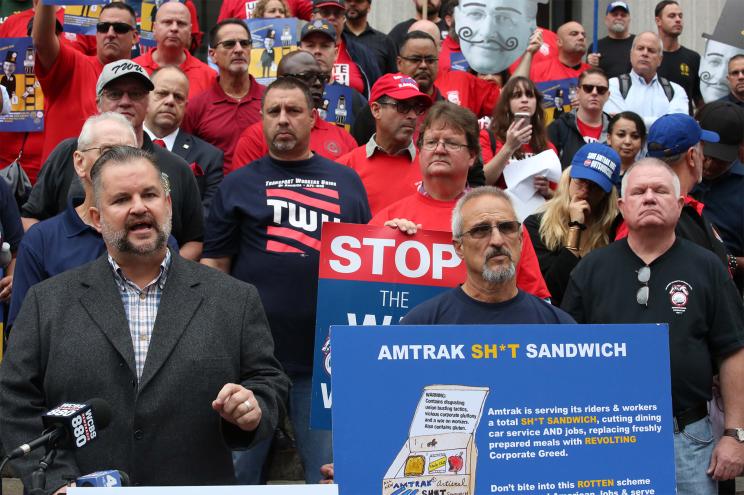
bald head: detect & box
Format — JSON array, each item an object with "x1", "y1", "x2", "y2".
[
  {"x1": 408, "y1": 20, "x2": 441, "y2": 49},
  {"x1": 278, "y1": 50, "x2": 325, "y2": 108},
  {"x1": 154, "y1": 1, "x2": 192, "y2": 52},
  {"x1": 557, "y1": 21, "x2": 586, "y2": 57}
]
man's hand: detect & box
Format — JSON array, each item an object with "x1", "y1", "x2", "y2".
[
  {"x1": 587, "y1": 53, "x2": 601, "y2": 66},
  {"x1": 320, "y1": 463, "x2": 334, "y2": 484},
  {"x1": 0, "y1": 274, "x2": 12, "y2": 302},
  {"x1": 383, "y1": 219, "x2": 421, "y2": 235},
  {"x1": 707, "y1": 436, "x2": 744, "y2": 480},
  {"x1": 212, "y1": 383, "x2": 261, "y2": 432},
  {"x1": 527, "y1": 29, "x2": 543, "y2": 55},
  {"x1": 533, "y1": 176, "x2": 552, "y2": 199}
]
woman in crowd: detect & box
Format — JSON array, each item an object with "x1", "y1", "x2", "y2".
[
  {"x1": 606, "y1": 111, "x2": 646, "y2": 176},
  {"x1": 523, "y1": 142, "x2": 620, "y2": 306},
  {"x1": 254, "y1": 0, "x2": 290, "y2": 18},
  {"x1": 548, "y1": 68, "x2": 611, "y2": 169},
  {"x1": 482, "y1": 76, "x2": 557, "y2": 199}
]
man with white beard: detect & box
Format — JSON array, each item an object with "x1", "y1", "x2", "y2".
[{"x1": 587, "y1": 1, "x2": 634, "y2": 79}]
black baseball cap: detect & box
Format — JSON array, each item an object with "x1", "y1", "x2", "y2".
[{"x1": 697, "y1": 101, "x2": 744, "y2": 162}]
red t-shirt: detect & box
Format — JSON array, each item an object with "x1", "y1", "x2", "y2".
[
  {"x1": 434, "y1": 69, "x2": 501, "y2": 118},
  {"x1": 438, "y1": 35, "x2": 466, "y2": 73},
  {"x1": 217, "y1": 0, "x2": 312, "y2": 21},
  {"x1": 337, "y1": 145, "x2": 422, "y2": 216},
  {"x1": 370, "y1": 192, "x2": 551, "y2": 299},
  {"x1": 36, "y1": 42, "x2": 103, "y2": 164},
  {"x1": 576, "y1": 118, "x2": 603, "y2": 143},
  {"x1": 333, "y1": 38, "x2": 365, "y2": 96},
  {"x1": 480, "y1": 132, "x2": 558, "y2": 189},
  {"x1": 529, "y1": 57, "x2": 590, "y2": 84},
  {"x1": 133, "y1": 49, "x2": 216, "y2": 99},
  {"x1": 181, "y1": 76, "x2": 265, "y2": 172},
  {"x1": 231, "y1": 117, "x2": 357, "y2": 173}
]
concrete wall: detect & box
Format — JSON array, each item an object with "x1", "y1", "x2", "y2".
[{"x1": 368, "y1": 0, "x2": 726, "y2": 55}]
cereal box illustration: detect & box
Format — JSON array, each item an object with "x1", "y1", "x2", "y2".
[{"x1": 383, "y1": 385, "x2": 489, "y2": 495}]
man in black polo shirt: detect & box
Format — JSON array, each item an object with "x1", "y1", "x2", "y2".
[
  {"x1": 562, "y1": 158, "x2": 744, "y2": 495},
  {"x1": 343, "y1": 0, "x2": 397, "y2": 75}
]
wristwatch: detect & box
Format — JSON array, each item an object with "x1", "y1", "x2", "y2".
[{"x1": 723, "y1": 428, "x2": 744, "y2": 442}]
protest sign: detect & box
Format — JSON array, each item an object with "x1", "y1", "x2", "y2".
[{"x1": 0, "y1": 37, "x2": 43, "y2": 132}]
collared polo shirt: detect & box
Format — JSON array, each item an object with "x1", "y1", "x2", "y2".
[
  {"x1": 133, "y1": 49, "x2": 216, "y2": 99},
  {"x1": 181, "y1": 76, "x2": 265, "y2": 172}
]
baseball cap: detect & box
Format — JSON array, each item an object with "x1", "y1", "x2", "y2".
[
  {"x1": 606, "y1": 1, "x2": 629, "y2": 14},
  {"x1": 313, "y1": 0, "x2": 346, "y2": 9},
  {"x1": 96, "y1": 60, "x2": 154, "y2": 97},
  {"x1": 647, "y1": 113, "x2": 719, "y2": 159},
  {"x1": 369, "y1": 73, "x2": 432, "y2": 104},
  {"x1": 300, "y1": 19, "x2": 337, "y2": 42},
  {"x1": 570, "y1": 142, "x2": 621, "y2": 193},
  {"x1": 696, "y1": 101, "x2": 744, "y2": 162}
]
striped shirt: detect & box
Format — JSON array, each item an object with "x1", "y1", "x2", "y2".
[{"x1": 108, "y1": 250, "x2": 172, "y2": 380}]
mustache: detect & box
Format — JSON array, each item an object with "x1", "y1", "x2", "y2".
[
  {"x1": 699, "y1": 71, "x2": 727, "y2": 87},
  {"x1": 485, "y1": 246, "x2": 512, "y2": 261},
  {"x1": 457, "y1": 26, "x2": 519, "y2": 51}
]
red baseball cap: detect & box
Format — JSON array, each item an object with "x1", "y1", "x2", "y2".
[
  {"x1": 313, "y1": 0, "x2": 346, "y2": 9},
  {"x1": 369, "y1": 73, "x2": 432, "y2": 104}
]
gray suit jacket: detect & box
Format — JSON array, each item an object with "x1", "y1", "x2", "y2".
[
  {"x1": 0, "y1": 251, "x2": 289, "y2": 489},
  {"x1": 172, "y1": 130, "x2": 224, "y2": 217}
]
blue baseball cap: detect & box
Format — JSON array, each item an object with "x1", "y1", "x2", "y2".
[
  {"x1": 570, "y1": 142, "x2": 621, "y2": 193},
  {"x1": 647, "y1": 113, "x2": 720, "y2": 159},
  {"x1": 606, "y1": 1, "x2": 629, "y2": 14}
]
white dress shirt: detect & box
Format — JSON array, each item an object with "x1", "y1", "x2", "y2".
[
  {"x1": 604, "y1": 70, "x2": 689, "y2": 128},
  {"x1": 144, "y1": 126, "x2": 180, "y2": 151}
]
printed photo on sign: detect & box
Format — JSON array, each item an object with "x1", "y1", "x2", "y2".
[
  {"x1": 310, "y1": 223, "x2": 466, "y2": 430},
  {"x1": 61, "y1": 2, "x2": 106, "y2": 35},
  {"x1": 0, "y1": 37, "x2": 43, "y2": 132},
  {"x1": 331, "y1": 323, "x2": 676, "y2": 494},
  {"x1": 536, "y1": 77, "x2": 579, "y2": 123},
  {"x1": 318, "y1": 83, "x2": 356, "y2": 132},
  {"x1": 246, "y1": 18, "x2": 300, "y2": 85}
]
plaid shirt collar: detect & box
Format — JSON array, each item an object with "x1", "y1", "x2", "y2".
[{"x1": 108, "y1": 249, "x2": 172, "y2": 292}]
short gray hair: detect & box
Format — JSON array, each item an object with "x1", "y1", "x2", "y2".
[
  {"x1": 631, "y1": 31, "x2": 664, "y2": 56},
  {"x1": 90, "y1": 146, "x2": 167, "y2": 207},
  {"x1": 78, "y1": 112, "x2": 136, "y2": 151},
  {"x1": 452, "y1": 186, "x2": 516, "y2": 239},
  {"x1": 620, "y1": 158, "x2": 681, "y2": 199}
]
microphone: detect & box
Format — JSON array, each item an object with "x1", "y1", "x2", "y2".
[
  {"x1": 76, "y1": 470, "x2": 130, "y2": 487},
  {"x1": 6, "y1": 399, "x2": 112, "y2": 460}
]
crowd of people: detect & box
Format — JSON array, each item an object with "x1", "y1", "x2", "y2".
[{"x1": 0, "y1": 0, "x2": 743, "y2": 494}]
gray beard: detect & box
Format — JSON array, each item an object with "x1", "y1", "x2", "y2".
[
  {"x1": 482, "y1": 262, "x2": 516, "y2": 284},
  {"x1": 609, "y1": 23, "x2": 626, "y2": 34}
]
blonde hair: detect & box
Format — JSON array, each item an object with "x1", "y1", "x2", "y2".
[{"x1": 537, "y1": 167, "x2": 619, "y2": 253}]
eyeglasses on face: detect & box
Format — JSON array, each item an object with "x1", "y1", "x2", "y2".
[
  {"x1": 636, "y1": 265, "x2": 651, "y2": 306},
  {"x1": 102, "y1": 88, "x2": 149, "y2": 101},
  {"x1": 421, "y1": 139, "x2": 468, "y2": 152},
  {"x1": 729, "y1": 69, "x2": 744, "y2": 77},
  {"x1": 377, "y1": 99, "x2": 428, "y2": 115},
  {"x1": 215, "y1": 39, "x2": 252, "y2": 49},
  {"x1": 580, "y1": 84, "x2": 609, "y2": 95},
  {"x1": 96, "y1": 22, "x2": 135, "y2": 34},
  {"x1": 461, "y1": 221, "x2": 521, "y2": 239},
  {"x1": 283, "y1": 71, "x2": 330, "y2": 84},
  {"x1": 80, "y1": 145, "x2": 115, "y2": 155},
  {"x1": 399, "y1": 55, "x2": 438, "y2": 65}
]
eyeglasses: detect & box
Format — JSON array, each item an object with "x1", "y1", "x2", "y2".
[
  {"x1": 461, "y1": 221, "x2": 521, "y2": 239},
  {"x1": 102, "y1": 88, "x2": 149, "y2": 101},
  {"x1": 421, "y1": 139, "x2": 468, "y2": 152},
  {"x1": 580, "y1": 84, "x2": 609, "y2": 95},
  {"x1": 399, "y1": 55, "x2": 438, "y2": 65},
  {"x1": 636, "y1": 265, "x2": 650, "y2": 306},
  {"x1": 96, "y1": 22, "x2": 135, "y2": 34},
  {"x1": 729, "y1": 69, "x2": 744, "y2": 77},
  {"x1": 80, "y1": 145, "x2": 115, "y2": 155},
  {"x1": 283, "y1": 71, "x2": 330, "y2": 84},
  {"x1": 378, "y1": 100, "x2": 428, "y2": 115},
  {"x1": 215, "y1": 39, "x2": 252, "y2": 49}
]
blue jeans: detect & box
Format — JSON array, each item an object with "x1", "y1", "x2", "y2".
[
  {"x1": 674, "y1": 416, "x2": 717, "y2": 495},
  {"x1": 233, "y1": 373, "x2": 333, "y2": 484}
]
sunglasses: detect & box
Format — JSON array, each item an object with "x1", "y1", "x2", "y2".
[
  {"x1": 462, "y1": 221, "x2": 521, "y2": 240},
  {"x1": 216, "y1": 39, "x2": 252, "y2": 49},
  {"x1": 580, "y1": 84, "x2": 609, "y2": 95},
  {"x1": 399, "y1": 55, "x2": 438, "y2": 65},
  {"x1": 96, "y1": 22, "x2": 135, "y2": 34},
  {"x1": 283, "y1": 71, "x2": 330, "y2": 84},
  {"x1": 636, "y1": 265, "x2": 650, "y2": 306},
  {"x1": 378, "y1": 99, "x2": 428, "y2": 116}
]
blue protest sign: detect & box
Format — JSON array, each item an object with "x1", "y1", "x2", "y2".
[
  {"x1": 246, "y1": 17, "x2": 300, "y2": 85},
  {"x1": 311, "y1": 223, "x2": 466, "y2": 430},
  {"x1": 0, "y1": 37, "x2": 43, "y2": 132},
  {"x1": 332, "y1": 324, "x2": 675, "y2": 494},
  {"x1": 318, "y1": 83, "x2": 357, "y2": 132}
]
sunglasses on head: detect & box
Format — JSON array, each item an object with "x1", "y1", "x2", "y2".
[
  {"x1": 580, "y1": 84, "x2": 609, "y2": 95},
  {"x1": 96, "y1": 22, "x2": 135, "y2": 34}
]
